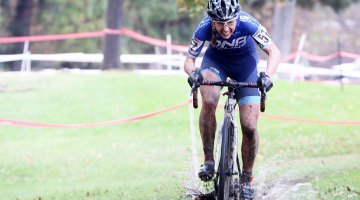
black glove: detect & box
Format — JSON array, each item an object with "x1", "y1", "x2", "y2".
[
  {"x1": 258, "y1": 72, "x2": 273, "y2": 92},
  {"x1": 187, "y1": 68, "x2": 203, "y2": 88}
]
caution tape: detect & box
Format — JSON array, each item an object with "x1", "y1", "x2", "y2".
[
  {"x1": 260, "y1": 113, "x2": 360, "y2": 125},
  {"x1": 0, "y1": 28, "x2": 358, "y2": 61},
  {"x1": 0, "y1": 100, "x2": 360, "y2": 129},
  {"x1": 281, "y1": 50, "x2": 360, "y2": 62},
  {"x1": 0, "y1": 100, "x2": 190, "y2": 129}
]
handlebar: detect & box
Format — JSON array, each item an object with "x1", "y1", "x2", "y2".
[{"x1": 191, "y1": 73, "x2": 267, "y2": 112}]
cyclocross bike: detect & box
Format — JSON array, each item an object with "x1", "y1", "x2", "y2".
[{"x1": 191, "y1": 72, "x2": 267, "y2": 200}]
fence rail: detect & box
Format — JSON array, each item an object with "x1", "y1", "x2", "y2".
[{"x1": 0, "y1": 28, "x2": 359, "y2": 80}]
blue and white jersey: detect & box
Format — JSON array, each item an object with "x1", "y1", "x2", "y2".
[{"x1": 188, "y1": 11, "x2": 273, "y2": 58}]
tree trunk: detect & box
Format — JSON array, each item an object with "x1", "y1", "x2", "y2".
[
  {"x1": 9, "y1": 0, "x2": 34, "y2": 71},
  {"x1": 102, "y1": 0, "x2": 123, "y2": 70},
  {"x1": 271, "y1": 0, "x2": 297, "y2": 57}
]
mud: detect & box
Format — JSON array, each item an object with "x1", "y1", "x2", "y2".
[
  {"x1": 184, "y1": 151, "x2": 319, "y2": 200},
  {"x1": 185, "y1": 178, "x2": 317, "y2": 200}
]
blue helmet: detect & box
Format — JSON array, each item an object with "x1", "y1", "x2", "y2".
[{"x1": 207, "y1": 0, "x2": 241, "y2": 22}]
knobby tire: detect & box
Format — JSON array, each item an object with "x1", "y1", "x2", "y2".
[{"x1": 217, "y1": 117, "x2": 233, "y2": 200}]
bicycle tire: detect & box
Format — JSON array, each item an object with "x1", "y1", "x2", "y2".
[{"x1": 217, "y1": 117, "x2": 234, "y2": 200}]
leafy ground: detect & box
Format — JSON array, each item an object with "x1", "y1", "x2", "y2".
[{"x1": 0, "y1": 71, "x2": 359, "y2": 200}]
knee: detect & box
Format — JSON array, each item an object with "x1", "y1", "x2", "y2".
[
  {"x1": 202, "y1": 98, "x2": 218, "y2": 112},
  {"x1": 242, "y1": 125, "x2": 257, "y2": 140}
]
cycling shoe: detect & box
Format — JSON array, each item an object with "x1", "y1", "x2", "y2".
[
  {"x1": 198, "y1": 161, "x2": 215, "y2": 182},
  {"x1": 240, "y1": 172, "x2": 254, "y2": 200},
  {"x1": 240, "y1": 184, "x2": 254, "y2": 200}
]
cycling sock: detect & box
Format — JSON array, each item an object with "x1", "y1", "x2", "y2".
[
  {"x1": 241, "y1": 170, "x2": 253, "y2": 184},
  {"x1": 204, "y1": 154, "x2": 214, "y2": 162},
  {"x1": 204, "y1": 160, "x2": 215, "y2": 165}
]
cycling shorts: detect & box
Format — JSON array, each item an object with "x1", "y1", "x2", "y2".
[{"x1": 199, "y1": 50, "x2": 260, "y2": 105}]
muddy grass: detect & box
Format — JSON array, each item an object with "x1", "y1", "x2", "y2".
[
  {"x1": 184, "y1": 153, "x2": 359, "y2": 200},
  {"x1": 185, "y1": 177, "x2": 317, "y2": 200}
]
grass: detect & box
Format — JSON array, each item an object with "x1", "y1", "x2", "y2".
[
  {"x1": 0, "y1": 71, "x2": 359, "y2": 199},
  {"x1": 313, "y1": 169, "x2": 360, "y2": 200}
]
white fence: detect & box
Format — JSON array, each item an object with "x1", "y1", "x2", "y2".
[
  {"x1": 0, "y1": 52, "x2": 207, "y2": 72},
  {"x1": 0, "y1": 52, "x2": 359, "y2": 80}
]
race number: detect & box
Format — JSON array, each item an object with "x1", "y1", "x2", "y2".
[
  {"x1": 188, "y1": 37, "x2": 204, "y2": 57},
  {"x1": 252, "y1": 25, "x2": 272, "y2": 49}
]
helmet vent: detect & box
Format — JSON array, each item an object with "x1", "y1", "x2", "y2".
[{"x1": 207, "y1": 0, "x2": 241, "y2": 22}]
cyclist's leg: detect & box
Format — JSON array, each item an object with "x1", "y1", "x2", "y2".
[
  {"x1": 197, "y1": 69, "x2": 221, "y2": 181},
  {"x1": 225, "y1": 52, "x2": 259, "y2": 179},
  {"x1": 199, "y1": 69, "x2": 221, "y2": 162},
  {"x1": 237, "y1": 80, "x2": 260, "y2": 182},
  {"x1": 198, "y1": 52, "x2": 227, "y2": 181},
  {"x1": 238, "y1": 100, "x2": 260, "y2": 178},
  {"x1": 238, "y1": 102, "x2": 259, "y2": 200}
]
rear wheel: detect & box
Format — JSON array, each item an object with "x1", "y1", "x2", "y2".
[{"x1": 216, "y1": 117, "x2": 233, "y2": 200}]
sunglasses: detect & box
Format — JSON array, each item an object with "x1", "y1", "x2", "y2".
[{"x1": 213, "y1": 18, "x2": 237, "y2": 28}]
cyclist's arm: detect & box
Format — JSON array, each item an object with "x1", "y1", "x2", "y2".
[
  {"x1": 185, "y1": 35, "x2": 206, "y2": 75},
  {"x1": 262, "y1": 43, "x2": 281, "y2": 78},
  {"x1": 248, "y1": 20, "x2": 281, "y2": 78},
  {"x1": 184, "y1": 56, "x2": 197, "y2": 75},
  {"x1": 184, "y1": 17, "x2": 212, "y2": 75}
]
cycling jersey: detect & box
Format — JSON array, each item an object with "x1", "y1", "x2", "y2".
[
  {"x1": 187, "y1": 11, "x2": 273, "y2": 104},
  {"x1": 188, "y1": 11, "x2": 272, "y2": 58}
]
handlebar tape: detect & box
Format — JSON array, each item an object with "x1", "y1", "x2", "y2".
[
  {"x1": 193, "y1": 88, "x2": 198, "y2": 109},
  {"x1": 260, "y1": 92, "x2": 266, "y2": 112}
]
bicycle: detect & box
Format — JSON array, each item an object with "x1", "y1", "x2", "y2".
[{"x1": 191, "y1": 72, "x2": 267, "y2": 200}]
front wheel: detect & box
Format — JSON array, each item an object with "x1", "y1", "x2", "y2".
[{"x1": 216, "y1": 117, "x2": 234, "y2": 200}]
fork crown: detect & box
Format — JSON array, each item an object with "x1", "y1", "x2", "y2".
[{"x1": 224, "y1": 90, "x2": 237, "y2": 118}]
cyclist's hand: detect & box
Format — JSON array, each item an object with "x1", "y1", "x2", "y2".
[
  {"x1": 258, "y1": 73, "x2": 273, "y2": 92},
  {"x1": 188, "y1": 68, "x2": 203, "y2": 88}
]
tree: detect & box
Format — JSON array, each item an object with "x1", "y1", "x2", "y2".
[
  {"x1": 271, "y1": 0, "x2": 360, "y2": 56},
  {"x1": 0, "y1": 0, "x2": 196, "y2": 70},
  {"x1": 319, "y1": 0, "x2": 360, "y2": 13},
  {"x1": 176, "y1": 0, "x2": 207, "y2": 18},
  {"x1": 8, "y1": 0, "x2": 34, "y2": 70},
  {"x1": 318, "y1": 0, "x2": 360, "y2": 33},
  {"x1": 272, "y1": 0, "x2": 297, "y2": 56},
  {"x1": 122, "y1": 0, "x2": 198, "y2": 55},
  {"x1": 102, "y1": 0, "x2": 123, "y2": 70},
  {"x1": 36, "y1": 0, "x2": 106, "y2": 54}
]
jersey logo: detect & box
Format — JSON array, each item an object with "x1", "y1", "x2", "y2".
[{"x1": 215, "y1": 36, "x2": 247, "y2": 49}]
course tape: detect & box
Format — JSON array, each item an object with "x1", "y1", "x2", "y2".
[
  {"x1": 0, "y1": 101, "x2": 190, "y2": 129},
  {"x1": 0, "y1": 28, "x2": 188, "y2": 52},
  {"x1": 261, "y1": 113, "x2": 360, "y2": 125},
  {"x1": 0, "y1": 100, "x2": 360, "y2": 129},
  {"x1": 281, "y1": 50, "x2": 360, "y2": 62},
  {"x1": 0, "y1": 28, "x2": 358, "y2": 61}
]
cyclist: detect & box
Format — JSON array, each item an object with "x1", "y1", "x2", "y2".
[{"x1": 184, "y1": 0, "x2": 281, "y2": 199}]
